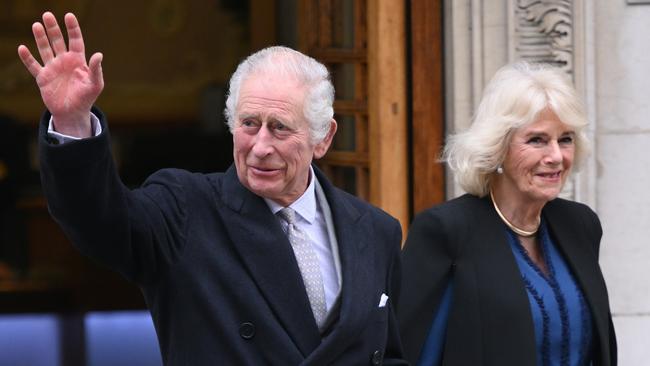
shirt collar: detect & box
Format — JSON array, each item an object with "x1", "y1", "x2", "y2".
[{"x1": 264, "y1": 166, "x2": 317, "y2": 224}]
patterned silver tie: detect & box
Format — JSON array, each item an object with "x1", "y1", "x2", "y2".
[{"x1": 277, "y1": 207, "x2": 327, "y2": 327}]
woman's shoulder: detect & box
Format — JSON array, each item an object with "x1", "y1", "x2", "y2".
[
  {"x1": 404, "y1": 194, "x2": 487, "y2": 270},
  {"x1": 544, "y1": 197, "x2": 602, "y2": 234},
  {"x1": 408, "y1": 194, "x2": 488, "y2": 245},
  {"x1": 544, "y1": 197, "x2": 599, "y2": 220},
  {"x1": 414, "y1": 193, "x2": 487, "y2": 223}
]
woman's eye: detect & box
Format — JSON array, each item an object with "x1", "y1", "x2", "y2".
[
  {"x1": 527, "y1": 136, "x2": 545, "y2": 145},
  {"x1": 559, "y1": 136, "x2": 574, "y2": 144}
]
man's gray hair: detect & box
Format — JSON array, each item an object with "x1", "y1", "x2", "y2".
[
  {"x1": 443, "y1": 61, "x2": 590, "y2": 197},
  {"x1": 224, "y1": 46, "x2": 335, "y2": 143}
]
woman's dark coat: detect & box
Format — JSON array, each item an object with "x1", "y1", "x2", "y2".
[{"x1": 397, "y1": 194, "x2": 616, "y2": 366}]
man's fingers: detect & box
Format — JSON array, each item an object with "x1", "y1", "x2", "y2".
[
  {"x1": 42, "y1": 12, "x2": 67, "y2": 56},
  {"x1": 17, "y1": 45, "x2": 42, "y2": 78},
  {"x1": 32, "y1": 22, "x2": 54, "y2": 65},
  {"x1": 89, "y1": 52, "x2": 104, "y2": 90},
  {"x1": 64, "y1": 13, "x2": 85, "y2": 56}
]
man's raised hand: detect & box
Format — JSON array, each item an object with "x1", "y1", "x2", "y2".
[{"x1": 17, "y1": 12, "x2": 104, "y2": 138}]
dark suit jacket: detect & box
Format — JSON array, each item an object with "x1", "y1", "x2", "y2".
[
  {"x1": 39, "y1": 108, "x2": 407, "y2": 365},
  {"x1": 397, "y1": 194, "x2": 616, "y2": 366}
]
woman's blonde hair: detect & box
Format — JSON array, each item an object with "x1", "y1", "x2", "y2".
[{"x1": 443, "y1": 61, "x2": 590, "y2": 197}]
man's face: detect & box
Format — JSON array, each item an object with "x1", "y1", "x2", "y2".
[{"x1": 232, "y1": 73, "x2": 336, "y2": 206}]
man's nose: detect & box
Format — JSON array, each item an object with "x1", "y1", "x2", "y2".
[{"x1": 251, "y1": 126, "x2": 274, "y2": 158}]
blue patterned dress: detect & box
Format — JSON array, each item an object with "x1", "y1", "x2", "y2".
[{"x1": 507, "y1": 220, "x2": 593, "y2": 366}]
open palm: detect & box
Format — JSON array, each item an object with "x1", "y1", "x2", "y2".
[{"x1": 18, "y1": 12, "x2": 103, "y2": 137}]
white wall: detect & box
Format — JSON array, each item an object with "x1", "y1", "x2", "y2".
[{"x1": 595, "y1": 1, "x2": 650, "y2": 364}]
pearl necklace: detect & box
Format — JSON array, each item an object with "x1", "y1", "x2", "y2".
[{"x1": 489, "y1": 190, "x2": 540, "y2": 237}]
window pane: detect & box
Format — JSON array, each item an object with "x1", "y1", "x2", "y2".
[
  {"x1": 331, "y1": 0, "x2": 356, "y2": 48},
  {"x1": 329, "y1": 63, "x2": 356, "y2": 100},
  {"x1": 329, "y1": 166, "x2": 357, "y2": 195},
  {"x1": 86, "y1": 311, "x2": 162, "y2": 366},
  {"x1": 0, "y1": 314, "x2": 61, "y2": 366},
  {"x1": 332, "y1": 114, "x2": 356, "y2": 151}
]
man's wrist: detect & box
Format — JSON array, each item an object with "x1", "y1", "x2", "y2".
[{"x1": 47, "y1": 113, "x2": 102, "y2": 144}]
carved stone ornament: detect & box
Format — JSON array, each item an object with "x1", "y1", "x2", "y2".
[{"x1": 514, "y1": 0, "x2": 573, "y2": 75}]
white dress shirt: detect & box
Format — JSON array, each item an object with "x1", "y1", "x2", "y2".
[
  {"x1": 47, "y1": 114, "x2": 102, "y2": 144},
  {"x1": 264, "y1": 168, "x2": 341, "y2": 312}
]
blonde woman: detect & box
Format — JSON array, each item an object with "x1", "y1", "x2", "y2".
[{"x1": 398, "y1": 62, "x2": 616, "y2": 366}]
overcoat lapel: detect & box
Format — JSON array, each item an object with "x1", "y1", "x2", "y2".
[
  {"x1": 472, "y1": 195, "x2": 537, "y2": 317},
  {"x1": 302, "y1": 167, "x2": 376, "y2": 364},
  {"x1": 542, "y1": 201, "x2": 611, "y2": 365},
  {"x1": 446, "y1": 196, "x2": 537, "y2": 365},
  {"x1": 218, "y1": 166, "x2": 321, "y2": 357}
]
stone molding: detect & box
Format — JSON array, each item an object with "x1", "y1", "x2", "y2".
[{"x1": 509, "y1": 0, "x2": 574, "y2": 73}]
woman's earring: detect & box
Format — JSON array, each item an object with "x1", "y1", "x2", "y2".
[{"x1": 497, "y1": 165, "x2": 503, "y2": 174}]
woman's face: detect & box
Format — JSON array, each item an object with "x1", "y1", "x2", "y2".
[{"x1": 499, "y1": 109, "x2": 576, "y2": 205}]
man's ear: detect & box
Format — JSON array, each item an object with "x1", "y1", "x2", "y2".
[{"x1": 313, "y1": 119, "x2": 337, "y2": 159}]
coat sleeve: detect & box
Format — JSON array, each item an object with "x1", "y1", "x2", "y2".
[
  {"x1": 39, "y1": 107, "x2": 190, "y2": 284},
  {"x1": 397, "y1": 207, "x2": 457, "y2": 364},
  {"x1": 581, "y1": 204, "x2": 603, "y2": 259},
  {"x1": 577, "y1": 203, "x2": 617, "y2": 365}
]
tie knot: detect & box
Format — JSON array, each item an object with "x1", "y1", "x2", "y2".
[{"x1": 278, "y1": 207, "x2": 297, "y2": 225}]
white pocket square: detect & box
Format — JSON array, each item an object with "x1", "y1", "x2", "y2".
[{"x1": 378, "y1": 293, "x2": 389, "y2": 307}]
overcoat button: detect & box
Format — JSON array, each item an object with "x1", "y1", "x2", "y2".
[
  {"x1": 239, "y1": 322, "x2": 255, "y2": 339},
  {"x1": 371, "y1": 350, "x2": 383, "y2": 365}
]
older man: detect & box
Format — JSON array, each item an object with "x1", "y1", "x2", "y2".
[{"x1": 18, "y1": 12, "x2": 406, "y2": 365}]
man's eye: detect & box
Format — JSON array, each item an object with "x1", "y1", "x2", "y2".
[
  {"x1": 241, "y1": 120, "x2": 256, "y2": 127},
  {"x1": 271, "y1": 122, "x2": 292, "y2": 134}
]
